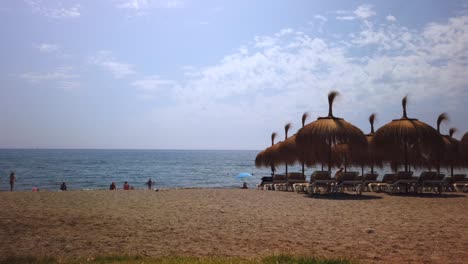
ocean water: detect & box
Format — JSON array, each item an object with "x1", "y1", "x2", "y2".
[
  {"x1": 0, "y1": 149, "x2": 272, "y2": 191},
  {"x1": 0, "y1": 149, "x2": 466, "y2": 191}
]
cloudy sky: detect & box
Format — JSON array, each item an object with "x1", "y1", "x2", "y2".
[{"x1": 1, "y1": 0, "x2": 468, "y2": 149}]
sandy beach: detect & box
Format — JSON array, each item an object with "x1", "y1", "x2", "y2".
[{"x1": 0, "y1": 189, "x2": 467, "y2": 263}]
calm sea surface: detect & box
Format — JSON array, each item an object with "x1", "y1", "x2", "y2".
[
  {"x1": 0, "y1": 149, "x2": 466, "y2": 191},
  {"x1": 0, "y1": 149, "x2": 275, "y2": 191}
]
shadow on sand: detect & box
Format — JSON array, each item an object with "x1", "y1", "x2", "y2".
[
  {"x1": 303, "y1": 192, "x2": 466, "y2": 200},
  {"x1": 385, "y1": 193, "x2": 466, "y2": 198},
  {"x1": 304, "y1": 192, "x2": 383, "y2": 200}
]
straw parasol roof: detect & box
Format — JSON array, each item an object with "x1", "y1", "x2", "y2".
[
  {"x1": 277, "y1": 112, "x2": 322, "y2": 179},
  {"x1": 331, "y1": 143, "x2": 357, "y2": 171},
  {"x1": 278, "y1": 135, "x2": 300, "y2": 166},
  {"x1": 261, "y1": 142, "x2": 282, "y2": 168},
  {"x1": 255, "y1": 150, "x2": 266, "y2": 168},
  {"x1": 373, "y1": 96, "x2": 443, "y2": 172},
  {"x1": 353, "y1": 113, "x2": 383, "y2": 174},
  {"x1": 282, "y1": 123, "x2": 292, "y2": 175},
  {"x1": 296, "y1": 91, "x2": 367, "y2": 172},
  {"x1": 255, "y1": 132, "x2": 279, "y2": 170},
  {"x1": 460, "y1": 132, "x2": 468, "y2": 166},
  {"x1": 441, "y1": 128, "x2": 463, "y2": 177}
]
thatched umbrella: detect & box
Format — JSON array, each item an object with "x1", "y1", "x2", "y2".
[
  {"x1": 331, "y1": 143, "x2": 353, "y2": 172},
  {"x1": 352, "y1": 113, "x2": 382, "y2": 175},
  {"x1": 432, "y1": 113, "x2": 449, "y2": 174},
  {"x1": 296, "y1": 91, "x2": 367, "y2": 172},
  {"x1": 255, "y1": 132, "x2": 279, "y2": 175},
  {"x1": 462, "y1": 132, "x2": 468, "y2": 165},
  {"x1": 373, "y1": 96, "x2": 443, "y2": 172},
  {"x1": 442, "y1": 128, "x2": 462, "y2": 177},
  {"x1": 277, "y1": 113, "x2": 325, "y2": 179}
]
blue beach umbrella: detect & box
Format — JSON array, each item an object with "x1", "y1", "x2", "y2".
[{"x1": 236, "y1": 172, "x2": 253, "y2": 180}]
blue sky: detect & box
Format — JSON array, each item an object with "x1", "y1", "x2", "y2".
[{"x1": 1, "y1": 0, "x2": 468, "y2": 149}]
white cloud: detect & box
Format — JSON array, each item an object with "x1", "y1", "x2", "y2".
[
  {"x1": 354, "y1": 5, "x2": 376, "y2": 19},
  {"x1": 35, "y1": 43, "x2": 60, "y2": 53},
  {"x1": 386, "y1": 14, "x2": 396, "y2": 22},
  {"x1": 131, "y1": 75, "x2": 177, "y2": 91},
  {"x1": 336, "y1": 16, "x2": 356, "y2": 21},
  {"x1": 89, "y1": 52, "x2": 135, "y2": 78},
  {"x1": 114, "y1": 0, "x2": 184, "y2": 10},
  {"x1": 314, "y1": 15, "x2": 328, "y2": 22},
  {"x1": 336, "y1": 4, "x2": 376, "y2": 21},
  {"x1": 25, "y1": 0, "x2": 80, "y2": 18},
  {"x1": 139, "y1": 13, "x2": 468, "y2": 146},
  {"x1": 115, "y1": 0, "x2": 148, "y2": 10},
  {"x1": 20, "y1": 66, "x2": 80, "y2": 90}
]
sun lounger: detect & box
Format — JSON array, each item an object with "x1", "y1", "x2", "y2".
[
  {"x1": 273, "y1": 172, "x2": 305, "y2": 191},
  {"x1": 280, "y1": 172, "x2": 306, "y2": 191},
  {"x1": 270, "y1": 174, "x2": 287, "y2": 191},
  {"x1": 415, "y1": 172, "x2": 446, "y2": 194},
  {"x1": 335, "y1": 172, "x2": 362, "y2": 195},
  {"x1": 257, "y1": 176, "x2": 273, "y2": 190},
  {"x1": 451, "y1": 174, "x2": 468, "y2": 192},
  {"x1": 308, "y1": 171, "x2": 334, "y2": 194},
  {"x1": 292, "y1": 171, "x2": 327, "y2": 193},
  {"x1": 369, "y1": 173, "x2": 395, "y2": 192},
  {"x1": 361, "y1": 173, "x2": 378, "y2": 192},
  {"x1": 387, "y1": 171, "x2": 415, "y2": 194},
  {"x1": 263, "y1": 174, "x2": 286, "y2": 190}
]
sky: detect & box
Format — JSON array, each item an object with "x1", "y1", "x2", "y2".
[{"x1": 1, "y1": 0, "x2": 468, "y2": 150}]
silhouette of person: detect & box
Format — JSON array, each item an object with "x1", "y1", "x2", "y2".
[
  {"x1": 123, "y1": 181, "x2": 130, "y2": 190},
  {"x1": 109, "y1": 182, "x2": 116, "y2": 190},
  {"x1": 60, "y1": 182, "x2": 67, "y2": 191},
  {"x1": 146, "y1": 178, "x2": 155, "y2": 190},
  {"x1": 9, "y1": 172, "x2": 16, "y2": 192}
]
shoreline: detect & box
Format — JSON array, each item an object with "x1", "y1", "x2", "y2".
[{"x1": 1, "y1": 189, "x2": 467, "y2": 263}]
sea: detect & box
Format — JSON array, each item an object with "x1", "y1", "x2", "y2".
[
  {"x1": 0, "y1": 149, "x2": 466, "y2": 192},
  {"x1": 0, "y1": 149, "x2": 274, "y2": 191}
]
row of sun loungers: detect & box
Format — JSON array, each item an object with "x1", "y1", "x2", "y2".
[{"x1": 258, "y1": 171, "x2": 468, "y2": 195}]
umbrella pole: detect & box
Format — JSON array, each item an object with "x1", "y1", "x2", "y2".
[
  {"x1": 371, "y1": 164, "x2": 374, "y2": 174},
  {"x1": 344, "y1": 156, "x2": 347, "y2": 172},
  {"x1": 301, "y1": 162, "x2": 305, "y2": 180},
  {"x1": 404, "y1": 142, "x2": 409, "y2": 172},
  {"x1": 361, "y1": 165, "x2": 364, "y2": 177},
  {"x1": 328, "y1": 141, "x2": 332, "y2": 172},
  {"x1": 285, "y1": 164, "x2": 288, "y2": 177},
  {"x1": 437, "y1": 159, "x2": 440, "y2": 176}
]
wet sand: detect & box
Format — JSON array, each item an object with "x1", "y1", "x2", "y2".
[{"x1": 0, "y1": 189, "x2": 467, "y2": 263}]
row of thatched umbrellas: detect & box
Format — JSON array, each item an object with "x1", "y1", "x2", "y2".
[{"x1": 255, "y1": 91, "x2": 468, "y2": 179}]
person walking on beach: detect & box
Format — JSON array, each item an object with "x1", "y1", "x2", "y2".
[
  {"x1": 60, "y1": 182, "x2": 67, "y2": 191},
  {"x1": 146, "y1": 178, "x2": 155, "y2": 190},
  {"x1": 123, "y1": 181, "x2": 130, "y2": 190},
  {"x1": 109, "y1": 182, "x2": 116, "y2": 190},
  {"x1": 9, "y1": 172, "x2": 16, "y2": 192}
]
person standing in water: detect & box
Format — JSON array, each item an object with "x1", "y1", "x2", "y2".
[
  {"x1": 9, "y1": 172, "x2": 16, "y2": 192},
  {"x1": 146, "y1": 178, "x2": 155, "y2": 190}
]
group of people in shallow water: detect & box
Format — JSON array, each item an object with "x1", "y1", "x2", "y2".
[
  {"x1": 108, "y1": 179, "x2": 155, "y2": 190},
  {"x1": 6, "y1": 171, "x2": 156, "y2": 192}
]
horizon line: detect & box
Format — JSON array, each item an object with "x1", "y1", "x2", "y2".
[{"x1": 0, "y1": 147, "x2": 261, "y2": 151}]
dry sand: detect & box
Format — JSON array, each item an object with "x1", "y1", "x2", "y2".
[{"x1": 0, "y1": 189, "x2": 467, "y2": 263}]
